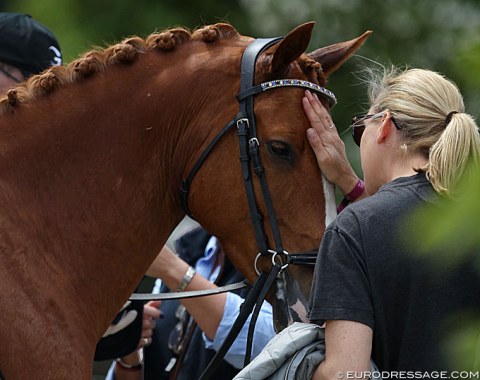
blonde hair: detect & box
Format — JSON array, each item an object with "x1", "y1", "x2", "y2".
[{"x1": 366, "y1": 67, "x2": 480, "y2": 197}]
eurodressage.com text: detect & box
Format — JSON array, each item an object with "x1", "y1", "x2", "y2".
[{"x1": 338, "y1": 371, "x2": 480, "y2": 379}]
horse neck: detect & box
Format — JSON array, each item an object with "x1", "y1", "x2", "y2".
[
  {"x1": 0, "y1": 67, "x2": 191, "y2": 339},
  {"x1": 0, "y1": 43, "x2": 241, "y2": 341}
]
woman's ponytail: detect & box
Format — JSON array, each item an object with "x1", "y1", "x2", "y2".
[{"x1": 426, "y1": 112, "x2": 480, "y2": 197}]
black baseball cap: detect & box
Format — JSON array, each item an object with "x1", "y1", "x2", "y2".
[{"x1": 0, "y1": 12, "x2": 62, "y2": 78}]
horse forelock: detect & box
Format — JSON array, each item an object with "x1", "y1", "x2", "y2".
[
  {"x1": 0, "y1": 23, "x2": 240, "y2": 114},
  {"x1": 256, "y1": 48, "x2": 326, "y2": 88},
  {"x1": 299, "y1": 56, "x2": 326, "y2": 86}
]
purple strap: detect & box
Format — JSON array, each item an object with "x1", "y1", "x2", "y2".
[{"x1": 337, "y1": 179, "x2": 365, "y2": 213}]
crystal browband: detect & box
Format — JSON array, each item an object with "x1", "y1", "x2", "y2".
[
  {"x1": 261, "y1": 79, "x2": 337, "y2": 107},
  {"x1": 237, "y1": 79, "x2": 337, "y2": 108}
]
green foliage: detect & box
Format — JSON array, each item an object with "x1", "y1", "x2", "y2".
[
  {"x1": 442, "y1": 314, "x2": 480, "y2": 370},
  {"x1": 241, "y1": 0, "x2": 480, "y2": 177},
  {"x1": 406, "y1": 169, "x2": 480, "y2": 274}
]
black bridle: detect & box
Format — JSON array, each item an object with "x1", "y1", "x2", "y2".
[
  {"x1": 178, "y1": 37, "x2": 337, "y2": 379},
  {"x1": 180, "y1": 36, "x2": 335, "y2": 271}
]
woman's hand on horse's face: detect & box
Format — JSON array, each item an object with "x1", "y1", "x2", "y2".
[{"x1": 303, "y1": 90, "x2": 360, "y2": 196}]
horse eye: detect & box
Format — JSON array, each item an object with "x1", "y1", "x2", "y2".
[{"x1": 267, "y1": 141, "x2": 292, "y2": 161}]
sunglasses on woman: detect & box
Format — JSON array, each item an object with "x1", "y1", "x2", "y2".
[{"x1": 351, "y1": 112, "x2": 402, "y2": 146}]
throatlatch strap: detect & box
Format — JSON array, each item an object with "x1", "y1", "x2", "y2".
[{"x1": 180, "y1": 119, "x2": 237, "y2": 217}]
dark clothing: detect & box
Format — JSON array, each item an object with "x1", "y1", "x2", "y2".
[
  {"x1": 309, "y1": 173, "x2": 480, "y2": 370},
  {"x1": 94, "y1": 300, "x2": 144, "y2": 361},
  {"x1": 144, "y1": 227, "x2": 249, "y2": 380}
]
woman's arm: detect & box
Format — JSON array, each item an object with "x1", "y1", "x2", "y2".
[
  {"x1": 313, "y1": 320, "x2": 373, "y2": 380},
  {"x1": 147, "y1": 245, "x2": 274, "y2": 367},
  {"x1": 146, "y1": 245, "x2": 227, "y2": 340}
]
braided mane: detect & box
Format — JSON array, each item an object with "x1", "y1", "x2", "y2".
[{"x1": 0, "y1": 23, "x2": 239, "y2": 114}]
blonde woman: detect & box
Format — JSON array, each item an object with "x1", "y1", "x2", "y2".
[{"x1": 303, "y1": 67, "x2": 480, "y2": 375}]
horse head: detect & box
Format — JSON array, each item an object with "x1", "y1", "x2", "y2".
[{"x1": 186, "y1": 22, "x2": 371, "y2": 331}]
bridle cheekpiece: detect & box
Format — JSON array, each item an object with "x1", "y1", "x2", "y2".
[{"x1": 180, "y1": 36, "x2": 336, "y2": 267}]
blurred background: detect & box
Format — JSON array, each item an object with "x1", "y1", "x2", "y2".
[
  {"x1": 2, "y1": 0, "x2": 480, "y2": 176},
  {"x1": 1, "y1": 0, "x2": 479, "y2": 376}
]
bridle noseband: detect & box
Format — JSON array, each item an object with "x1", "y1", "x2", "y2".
[{"x1": 180, "y1": 36, "x2": 336, "y2": 272}]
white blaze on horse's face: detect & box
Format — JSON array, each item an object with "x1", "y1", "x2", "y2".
[
  {"x1": 273, "y1": 176, "x2": 335, "y2": 330},
  {"x1": 322, "y1": 174, "x2": 337, "y2": 226}
]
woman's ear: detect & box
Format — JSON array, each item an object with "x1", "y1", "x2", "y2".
[
  {"x1": 375, "y1": 112, "x2": 395, "y2": 144},
  {"x1": 376, "y1": 111, "x2": 392, "y2": 144}
]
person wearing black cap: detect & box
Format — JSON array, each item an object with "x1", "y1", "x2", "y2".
[{"x1": 0, "y1": 12, "x2": 62, "y2": 92}]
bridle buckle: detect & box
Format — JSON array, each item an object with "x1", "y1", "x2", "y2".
[
  {"x1": 254, "y1": 250, "x2": 289, "y2": 275},
  {"x1": 236, "y1": 117, "x2": 250, "y2": 129}
]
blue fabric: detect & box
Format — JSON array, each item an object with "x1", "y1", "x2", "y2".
[
  {"x1": 199, "y1": 236, "x2": 275, "y2": 369},
  {"x1": 106, "y1": 235, "x2": 275, "y2": 378},
  {"x1": 196, "y1": 236, "x2": 221, "y2": 280},
  {"x1": 203, "y1": 292, "x2": 274, "y2": 369}
]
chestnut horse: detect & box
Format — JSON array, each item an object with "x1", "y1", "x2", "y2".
[{"x1": 0, "y1": 22, "x2": 369, "y2": 379}]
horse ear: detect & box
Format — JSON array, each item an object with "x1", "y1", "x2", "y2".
[
  {"x1": 308, "y1": 30, "x2": 373, "y2": 76},
  {"x1": 270, "y1": 22, "x2": 315, "y2": 74}
]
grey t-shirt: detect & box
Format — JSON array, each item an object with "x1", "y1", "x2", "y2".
[{"x1": 309, "y1": 173, "x2": 480, "y2": 370}]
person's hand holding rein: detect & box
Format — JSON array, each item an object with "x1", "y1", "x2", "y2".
[
  {"x1": 114, "y1": 301, "x2": 161, "y2": 379},
  {"x1": 139, "y1": 301, "x2": 162, "y2": 348}
]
